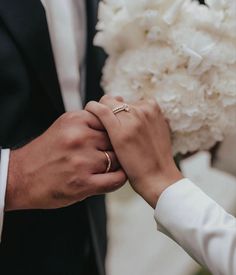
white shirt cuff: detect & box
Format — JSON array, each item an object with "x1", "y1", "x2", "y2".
[
  {"x1": 154, "y1": 178, "x2": 236, "y2": 275},
  {"x1": 0, "y1": 149, "x2": 10, "y2": 241},
  {"x1": 154, "y1": 178, "x2": 196, "y2": 231}
]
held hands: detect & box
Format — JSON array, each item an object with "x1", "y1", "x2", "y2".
[
  {"x1": 6, "y1": 111, "x2": 126, "y2": 211},
  {"x1": 86, "y1": 96, "x2": 183, "y2": 208},
  {"x1": 6, "y1": 95, "x2": 182, "y2": 211}
]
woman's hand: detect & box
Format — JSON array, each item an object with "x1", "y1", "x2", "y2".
[{"x1": 86, "y1": 96, "x2": 183, "y2": 208}]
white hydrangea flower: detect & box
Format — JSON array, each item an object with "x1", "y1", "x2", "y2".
[{"x1": 95, "y1": 0, "x2": 236, "y2": 154}]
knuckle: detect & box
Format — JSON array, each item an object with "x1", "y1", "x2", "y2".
[
  {"x1": 61, "y1": 131, "x2": 76, "y2": 147},
  {"x1": 61, "y1": 129, "x2": 86, "y2": 148},
  {"x1": 133, "y1": 120, "x2": 143, "y2": 133},
  {"x1": 63, "y1": 131, "x2": 77, "y2": 147},
  {"x1": 149, "y1": 98, "x2": 158, "y2": 107},
  {"x1": 140, "y1": 105, "x2": 152, "y2": 118},
  {"x1": 60, "y1": 111, "x2": 90, "y2": 126},
  {"x1": 58, "y1": 112, "x2": 81, "y2": 134},
  {"x1": 85, "y1": 101, "x2": 98, "y2": 112},
  {"x1": 99, "y1": 104, "x2": 112, "y2": 117},
  {"x1": 85, "y1": 101, "x2": 95, "y2": 109},
  {"x1": 150, "y1": 99, "x2": 159, "y2": 110},
  {"x1": 120, "y1": 132, "x2": 133, "y2": 144},
  {"x1": 70, "y1": 156, "x2": 83, "y2": 169},
  {"x1": 60, "y1": 112, "x2": 78, "y2": 123},
  {"x1": 78, "y1": 110, "x2": 90, "y2": 123},
  {"x1": 77, "y1": 128, "x2": 90, "y2": 143},
  {"x1": 100, "y1": 95, "x2": 112, "y2": 104}
]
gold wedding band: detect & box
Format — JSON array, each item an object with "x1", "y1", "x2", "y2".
[
  {"x1": 112, "y1": 104, "x2": 130, "y2": 115},
  {"x1": 104, "y1": 151, "x2": 112, "y2": 173}
]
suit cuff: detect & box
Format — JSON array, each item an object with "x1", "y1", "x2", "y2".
[{"x1": 0, "y1": 149, "x2": 10, "y2": 241}]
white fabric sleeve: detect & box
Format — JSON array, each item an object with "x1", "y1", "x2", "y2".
[
  {"x1": 154, "y1": 178, "x2": 236, "y2": 275},
  {"x1": 0, "y1": 149, "x2": 10, "y2": 241}
]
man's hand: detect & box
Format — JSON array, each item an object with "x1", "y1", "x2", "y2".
[
  {"x1": 6, "y1": 111, "x2": 127, "y2": 211},
  {"x1": 86, "y1": 96, "x2": 183, "y2": 208}
]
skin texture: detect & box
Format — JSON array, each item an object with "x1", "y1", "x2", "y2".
[
  {"x1": 6, "y1": 110, "x2": 127, "y2": 211},
  {"x1": 86, "y1": 95, "x2": 183, "y2": 208}
]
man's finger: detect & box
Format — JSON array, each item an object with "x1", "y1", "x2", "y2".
[
  {"x1": 90, "y1": 130, "x2": 113, "y2": 151},
  {"x1": 85, "y1": 101, "x2": 119, "y2": 132},
  {"x1": 94, "y1": 151, "x2": 120, "y2": 174},
  {"x1": 102, "y1": 151, "x2": 121, "y2": 172},
  {"x1": 83, "y1": 110, "x2": 106, "y2": 131},
  {"x1": 91, "y1": 169, "x2": 127, "y2": 194}
]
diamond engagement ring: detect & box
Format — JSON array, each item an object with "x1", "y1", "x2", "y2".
[
  {"x1": 104, "y1": 151, "x2": 112, "y2": 173},
  {"x1": 112, "y1": 104, "x2": 130, "y2": 115}
]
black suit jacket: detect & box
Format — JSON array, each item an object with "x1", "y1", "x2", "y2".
[{"x1": 0, "y1": 1, "x2": 107, "y2": 274}]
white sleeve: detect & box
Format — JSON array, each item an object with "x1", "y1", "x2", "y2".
[
  {"x1": 154, "y1": 178, "x2": 236, "y2": 275},
  {"x1": 0, "y1": 149, "x2": 10, "y2": 241}
]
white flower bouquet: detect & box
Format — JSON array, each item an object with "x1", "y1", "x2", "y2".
[{"x1": 94, "y1": 0, "x2": 236, "y2": 155}]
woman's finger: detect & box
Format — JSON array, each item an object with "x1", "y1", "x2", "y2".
[{"x1": 85, "y1": 101, "x2": 119, "y2": 132}]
